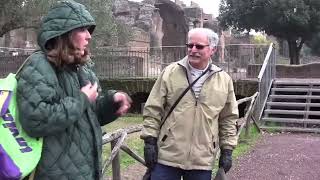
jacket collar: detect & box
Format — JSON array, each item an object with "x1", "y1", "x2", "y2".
[{"x1": 177, "y1": 56, "x2": 222, "y2": 73}]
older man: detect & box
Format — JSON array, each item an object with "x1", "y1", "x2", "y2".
[{"x1": 141, "y1": 28, "x2": 238, "y2": 180}]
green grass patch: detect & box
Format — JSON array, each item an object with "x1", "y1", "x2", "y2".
[
  {"x1": 263, "y1": 121, "x2": 280, "y2": 133},
  {"x1": 103, "y1": 114, "x2": 143, "y2": 132},
  {"x1": 101, "y1": 115, "x2": 143, "y2": 176},
  {"x1": 233, "y1": 125, "x2": 261, "y2": 158}
]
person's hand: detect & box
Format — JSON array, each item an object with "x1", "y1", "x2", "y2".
[
  {"x1": 81, "y1": 82, "x2": 98, "y2": 102},
  {"x1": 113, "y1": 92, "x2": 132, "y2": 116},
  {"x1": 219, "y1": 149, "x2": 233, "y2": 173},
  {"x1": 144, "y1": 137, "x2": 158, "y2": 169}
]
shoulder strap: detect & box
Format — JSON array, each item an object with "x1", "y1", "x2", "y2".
[
  {"x1": 16, "y1": 56, "x2": 32, "y2": 76},
  {"x1": 16, "y1": 50, "x2": 42, "y2": 77},
  {"x1": 159, "y1": 65, "x2": 211, "y2": 129}
]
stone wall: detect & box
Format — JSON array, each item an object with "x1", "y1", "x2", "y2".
[
  {"x1": 155, "y1": 0, "x2": 188, "y2": 47},
  {"x1": 0, "y1": 28, "x2": 37, "y2": 55},
  {"x1": 127, "y1": 28, "x2": 150, "y2": 49},
  {"x1": 100, "y1": 78, "x2": 258, "y2": 97},
  {"x1": 100, "y1": 78, "x2": 258, "y2": 113}
]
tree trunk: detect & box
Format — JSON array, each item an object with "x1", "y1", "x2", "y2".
[
  {"x1": 287, "y1": 38, "x2": 304, "y2": 65},
  {"x1": 287, "y1": 40, "x2": 300, "y2": 65}
]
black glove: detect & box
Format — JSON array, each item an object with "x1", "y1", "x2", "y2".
[
  {"x1": 219, "y1": 149, "x2": 233, "y2": 173},
  {"x1": 144, "y1": 137, "x2": 158, "y2": 169}
]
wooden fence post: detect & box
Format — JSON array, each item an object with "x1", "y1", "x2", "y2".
[
  {"x1": 111, "y1": 139, "x2": 121, "y2": 180},
  {"x1": 245, "y1": 114, "x2": 250, "y2": 138}
]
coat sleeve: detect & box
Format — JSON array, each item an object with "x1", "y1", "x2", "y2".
[
  {"x1": 79, "y1": 62, "x2": 119, "y2": 126},
  {"x1": 96, "y1": 90, "x2": 119, "y2": 126},
  {"x1": 140, "y1": 69, "x2": 168, "y2": 139},
  {"x1": 17, "y1": 59, "x2": 91, "y2": 138},
  {"x1": 218, "y1": 77, "x2": 239, "y2": 150}
]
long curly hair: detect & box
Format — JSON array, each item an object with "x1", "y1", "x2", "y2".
[{"x1": 45, "y1": 29, "x2": 90, "y2": 67}]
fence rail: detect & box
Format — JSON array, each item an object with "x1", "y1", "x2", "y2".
[
  {"x1": 101, "y1": 93, "x2": 259, "y2": 179},
  {"x1": 0, "y1": 44, "x2": 270, "y2": 80}
]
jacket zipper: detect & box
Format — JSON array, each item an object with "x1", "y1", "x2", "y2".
[
  {"x1": 197, "y1": 69, "x2": 222, "y2": 102},
  {"x1": 184, "y1": 67, "x2": 222, "y2": 167},
  {"x1": 186, "y1": 105, "x2": 197, "y2": 167}
]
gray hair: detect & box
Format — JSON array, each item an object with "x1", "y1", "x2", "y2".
[{"x1": 188, "y1": 28, "x2": 219, "y2": 48}]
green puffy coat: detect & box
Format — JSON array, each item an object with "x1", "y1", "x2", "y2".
[{"x1": 17, "y1": 1, "x2": 117, "y2": 179}]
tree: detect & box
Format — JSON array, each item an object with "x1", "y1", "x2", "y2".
[
  {"x1": 0, "y1": 0, "x2": 131, "y2": 47},
  {"x1": 218, "y1": 0, "x2": 320, "y2": 64},
  {"x1": 78, "y1": 0, "x2": 133, "y2": 47},
  {"x1": 0, "y1": 0, "x2": 54, "y2": 37},
  {"x1": 305, "y1": 32, "x2": 320, "y2": 56}
]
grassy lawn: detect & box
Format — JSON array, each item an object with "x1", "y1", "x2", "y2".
[
  {"x1": 101, "y1": 115, "x2": 144, "y2": 176},
  {"x1": 233, "y1": 125, "x2": 261, "y2": 158},
  {"x1": 102, "y1": 115, "x2": 262, "y2": 176}
]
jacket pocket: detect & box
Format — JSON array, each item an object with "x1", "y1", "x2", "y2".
[
  {"x1": 158, "y1": 121, "x2": 176, "y2": 148},
  {"x1": 209, "y1": 135, "x2": 218, "y2": 155}
]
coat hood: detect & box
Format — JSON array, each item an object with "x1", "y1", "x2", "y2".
[{"x1": 37, "y1": 0, "x2": 96, "y2": 52}]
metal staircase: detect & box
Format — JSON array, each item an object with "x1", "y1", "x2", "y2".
[{"x1": 261, "y1": 79, "x2": 320, "y2": 133}]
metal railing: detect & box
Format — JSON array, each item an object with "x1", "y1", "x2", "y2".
[
  {"x1": 0, "y1": 44, "x2": 270, "y2": 80},
  {"x1": 215, "y1": 44, "x2": 269, "y2": 80},
  {"x1": 0, "y1": 55, "x2": 28, "y2": 77},
  {"x1": 92, "y1": 46, "x2": 186, "y2": 79},
  {"x1": 254, "y1": 43, "x2": 276, "y2": 121},
  {"x1": 92, "y1": 44, "x2": 269, "y2": 79}
]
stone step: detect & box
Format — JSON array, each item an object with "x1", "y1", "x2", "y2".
[
  {"x1": 269, "y1": 95, "x2": 320, "y2": 99},
  {"x1": 274, "y1": 79, "x2": 320, "y2": 86},
  {"x1": 264, "y1": 109, "x2": 320, "y2": 116},
  {"x1": 266, "y1": 102, "x2": 320, "y2": 107},
  {"x1": 260, "y1": 126, "x2": 320, "y2": 133},
  {"x1": 271, "y1": 87, "x2": 320, "y2": 93},
  {"x1": 262, "y1": 117, "x2": 320, "y2": 124}
]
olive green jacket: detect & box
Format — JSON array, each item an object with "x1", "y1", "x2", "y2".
[{"x1": 141, "y1": 57, "x2": 239, "y2": 170}]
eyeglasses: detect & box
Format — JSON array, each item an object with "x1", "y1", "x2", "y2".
[{"x1": 186, "y1": 43, "x2": 209, "y2": 50}]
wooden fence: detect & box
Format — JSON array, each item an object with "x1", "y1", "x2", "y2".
[{"x1": 101, "y1": 92, "x2": 260, "y2": 180}]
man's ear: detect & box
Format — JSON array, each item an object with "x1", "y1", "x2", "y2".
[{"x1": 210, "y1": 47, "x2": 217, "y2": 55}]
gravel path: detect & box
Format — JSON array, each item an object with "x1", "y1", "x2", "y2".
[
  {"x1": 106, "y1": 132, "x2": 320, "y2": 180},
  {"x1": 227, "y1": 133, "x2": 320, "y2": 180}
]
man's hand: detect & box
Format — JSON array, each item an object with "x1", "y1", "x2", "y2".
[
  {"x1": 219, "y1": 149, "x2": 233, "y2": 173},
  {"x1": 144, "y1": 137, "x2": 158, "y2": 169},
  {"x1": 113, "y1": 92, "x2": 132, "y2": 116}
]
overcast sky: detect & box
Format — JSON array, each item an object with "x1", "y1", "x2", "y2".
[{"x1": 130, "y1": 0, "x2": 221, "y2": 17}]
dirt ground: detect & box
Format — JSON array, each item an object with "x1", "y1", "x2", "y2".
[{"x1": 106, "y1": 132, "x2": 320, "y2": 180}]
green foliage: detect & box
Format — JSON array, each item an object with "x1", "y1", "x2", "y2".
[
  {"x1": 0, "y1": 0, "x2": 55, "y2": 36},
  {"x1": 218, "y1": 0, "x2": 320, "y2": 64},
  {"x1": 305, "y1": 32, "x2": 320, "y2": 56},
  {"x1": 0, "y1": 0, "x2": 132, "y2": 46},
  {"x1": 77, "y1": 0, "x2": 117, "y2": 47},
  {"x1": 252, "y1": 34, "x2": 271, "y2": 45}
]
